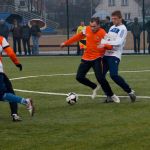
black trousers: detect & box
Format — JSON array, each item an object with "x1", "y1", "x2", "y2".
[
  {"x1": 22, "y1": 38, "x2": 31, "y2": 55},
  {"x1": 77, "y1": 42, "x2": 81, "y2": 56},
  {"x1": 76, "y1": 58, "x2": 114, "y2": 97},
  {"x1": 77, "y1": 40, "x2": 85, "y2": 56},
  {"x1": 13, "y1": 37, "x2": 22, "y2": 54},
  {"x1": 133, "y1": 35, "x2": 140, "y2": 53},
  {"x1": 0, "y1": 73, "x2": 18, "y2": 115}
]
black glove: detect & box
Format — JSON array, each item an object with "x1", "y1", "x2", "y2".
[{"x1": 16, "y1": 64, "x2": 22, "y2": 71}]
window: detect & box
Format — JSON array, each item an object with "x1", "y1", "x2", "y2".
[
  {"x1": 108, "y1": 0, "x2": 115, "y2": 6},
  {"x1": 121, "y1": 0, "x2": 128, "y2": 6},
  {"x1": 124, "y1": 13, "x2": 131, "y2": 20}
]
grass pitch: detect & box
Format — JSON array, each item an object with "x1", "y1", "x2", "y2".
[{"x1": 0, "y1": 55, "x2": 150, "y2": 150}]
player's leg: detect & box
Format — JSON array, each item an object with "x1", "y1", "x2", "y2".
[
  {"x1": 2, "y1": 93, "x2": 35, "y2": 116},
  {"x1": 92, "y1": 58, "x2": 113, "y2": 97},
  {"x1": 102, "y1": 56, "x2": 110, "y2": 78},
  {"x1": 3, "y1": 73, "x2": 21, "y2": 121},
  {"x1": 0, "y1": 73, "x2": 34, "y2": 116},
  {"x1": 90, "y1": 57, "x2": 110, "y2": 100},
  {"x1": 76, "y1": 60, "x2": 97, "y2": 90},
  {"x1": 92, "y1": 58, "x2": 120, "y2": 103},
  {"x1": 102, "y1": 56, "x2": 115, "y2": 103},
  {"x1": 108, "y1": 56, "x2": 136, "y2": 102},
  {"x1": 0, "y1": 73, "x2": 7, "y2": 97}
]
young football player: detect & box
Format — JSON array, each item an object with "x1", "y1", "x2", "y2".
[
  {"x1": 100, "y1": 10, "x2": 136, "y2": 102},
  {"x1": 0, "y1": 36, "x2": 35, "y2": 121},
  {"x1": 60, "y1": 17, "x2": 120, "y2": 103}
]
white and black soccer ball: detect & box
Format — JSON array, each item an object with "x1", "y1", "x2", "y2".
[{"x1": 66, "y1": 92, "x2": 78, "y2": 105}]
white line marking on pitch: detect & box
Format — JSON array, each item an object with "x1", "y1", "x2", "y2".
[
  {"x1": 10, "y1": 69, "x2": 150, "y2": 81},
  {"x1": 14, "y1": 89, "x2": 150, "y2": 99},
  {"x1": 11, "y1": 70, "x2": 150, "y2": 99}
]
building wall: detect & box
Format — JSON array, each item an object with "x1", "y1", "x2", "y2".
[
  {"x1": 95, "y1": 0, "x2": 142, "y2": 20},
  {"x1": 14, "y1": 0, "x2": 44, "y2": 15}
]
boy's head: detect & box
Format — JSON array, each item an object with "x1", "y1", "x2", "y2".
[
  {"x1": 80, "y1": 21, "x2": 85, "y2": 26},
  {"x1": 105, "y1": 16, "x2": 111, "y2": 23},
  {"x1": 111, "y1": 10, "x2": 122, "y2": 26},
  {"x1": 134, "y1": 17, "x2": 138, "y2": 23},
  {"x1": 90, "y1": 17, "x2": 100, "y2": 33}
]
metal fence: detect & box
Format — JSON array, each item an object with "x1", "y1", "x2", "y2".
[{"x1": 1, "y1": 0, "x2": 150, "y2": 55}]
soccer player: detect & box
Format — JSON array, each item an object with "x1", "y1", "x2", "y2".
[
  {"x1": 0, "y1": 36, "x2": 35, "y2": 121},
  {"x1": 100, "y1": 10, "x2": 136, "y2": 102},
  {"x1": 60, "y1": 17, "x2": 120, "y2": 103}
]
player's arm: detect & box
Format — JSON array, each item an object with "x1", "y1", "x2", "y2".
[
  {"x1": 101, "y1": 29, "x2": 127, "y2": 46},
  {"x1": 98, "y1": 29, "x2": 113, "y2": 50},
  {"x1": 104, "y1": 44, "x2": 113, "y2": 50},
  {"x1": 2, "y1": 38, "x2": 22, "y2": 71},
  {"x1": 76, "y1": 26, "x2": 80, "y2": 34},
  {"x1": 60, "y1": 32, "x2": 86, "y2": 48}
]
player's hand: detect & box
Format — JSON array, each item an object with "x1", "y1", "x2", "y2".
[
  {"x1": 16, "y1": 64, "x2": 22, "y2": 71},
  {"x1": 60, "y1": 43, "x2": 65, "y2": 48},
  {"x1": 97, "y1": 44, "x2": 105, "y2": 48}
]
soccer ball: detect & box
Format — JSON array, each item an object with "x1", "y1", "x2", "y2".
[{"x1": 66, "y1": 92, "x2": 78, "y2": 105}]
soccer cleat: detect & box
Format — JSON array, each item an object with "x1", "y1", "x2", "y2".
[
  {"x1": 91, "y1": 85, "x2": 100, "y2": 99},
  {"x1": 111, "y1": 94, "x2": 120, "y2": 103},
  {"x1": 26, "y1": 98, "x2": 35, "y2": 116},
  {"x1": 104, "y1": 96, "x2": 114, "y2": 103},
  {"x1": 12, "y1": 114, "x2": 22, "y2": 122},
  {"x1": 128, "y1": 90, "x2": 136, "y2": 102}
]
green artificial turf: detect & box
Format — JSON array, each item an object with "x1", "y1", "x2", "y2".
[{"x1": 0, "y1": 55, "x2": 150, "y2": 150}]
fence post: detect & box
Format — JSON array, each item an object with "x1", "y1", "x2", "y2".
[
  {"x1": 91, "y1": 0, "x2": 93, "y2": 17},
  {"x1": 142, "y1": 0, "x2": 146, "y2": 54},
  {"x1": 66, "y1": 0, "x2": 70, "y2": 55}
]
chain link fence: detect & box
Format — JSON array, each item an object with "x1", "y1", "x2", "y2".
[{"x1": 0, "y1": 0, "x2": 149, "y2": 55}]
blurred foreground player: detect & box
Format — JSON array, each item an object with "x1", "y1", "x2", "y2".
[
  {"x1": 0, "y1": 36, "x2": 35, "y2": 121},
  {"x1": 100, "y1": 11, "x2": 136, "y2": 102},
  {"x1": 61, "y1": 17, "x2": 120, "y2": 103}
]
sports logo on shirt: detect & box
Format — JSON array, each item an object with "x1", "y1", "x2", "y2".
[{"x1": 110, "y1": 28, "x2": 120, "y2": 33}]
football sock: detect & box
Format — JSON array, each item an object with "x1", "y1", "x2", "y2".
[{"x1": 2, "y1": 93, "x2": 27, "y2": 105}]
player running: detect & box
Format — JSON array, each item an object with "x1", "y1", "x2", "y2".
[
  {"x1": 60, "y1": 17, "x2": 120, "y2": 103},
  {"x1": 0, "y1": 36, "x2": 35, "y2": 121},
  {"x1": 100, "y1": 10, "x2": 136, "y2": 102}
]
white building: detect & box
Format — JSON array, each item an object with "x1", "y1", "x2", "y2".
[
  {"x1": 95, "y1": 0, "x2": 142, "y2": 21},
  {"x1": 14, "y1": 0, "x2": 29, "y2": 11}
]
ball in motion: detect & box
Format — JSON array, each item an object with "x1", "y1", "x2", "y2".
[{"x1": 66, "y1": 92, "x2": 78, "y2": 105}]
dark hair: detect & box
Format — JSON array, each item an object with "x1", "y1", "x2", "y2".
[
  {"x1": 106, "y1": 16, "x2": 110, "y2": 21},
  {"x1": 111, "y1": 10, "x2": 122, "y2": 18},
  {"x1": 90, "y1": 17, "x2": 100, "y2": 25}
]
